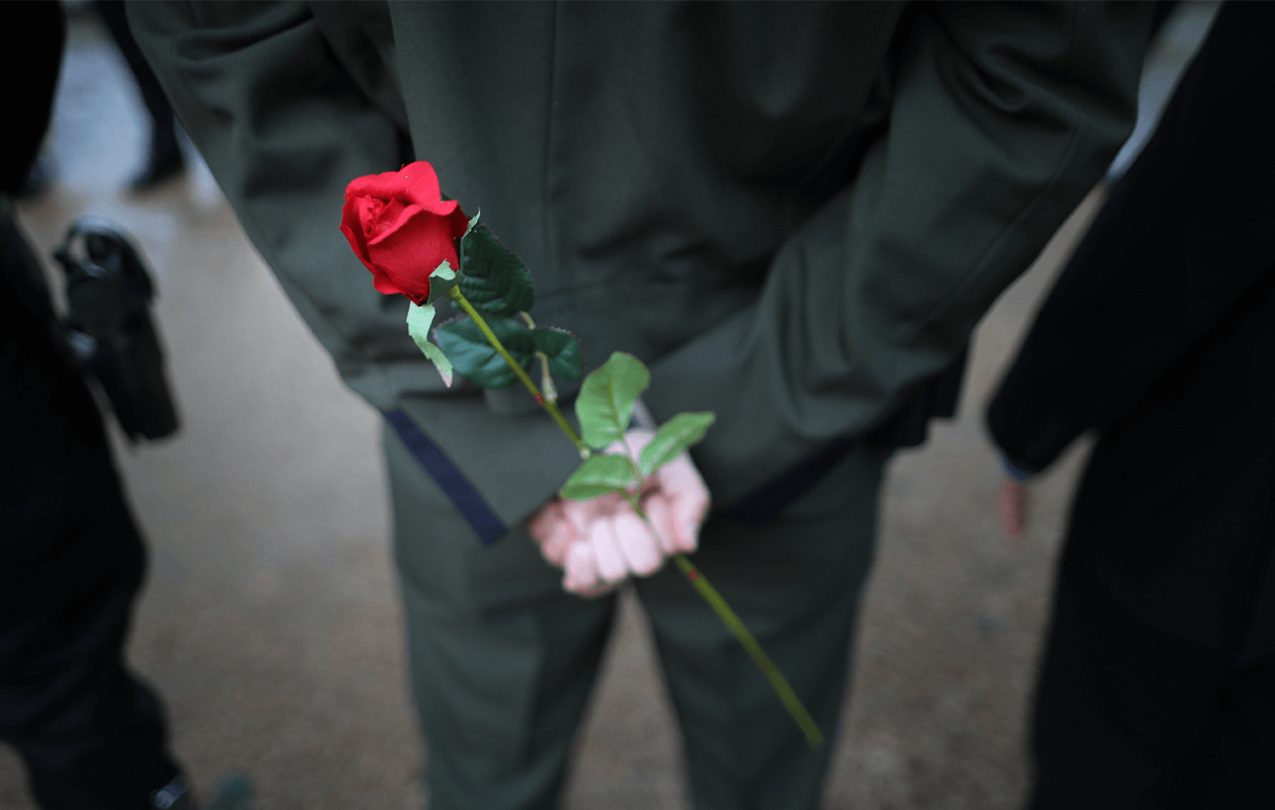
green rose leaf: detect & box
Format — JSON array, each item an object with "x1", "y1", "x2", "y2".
[
  {"x1": 638, "y1": 412, "x2": 716, "y2": 478},
  {"x1": 434, "y1": 316, "x2": 536, "y2": 388},
  {"x1": 559, "y1": 453, "x2": 640, "y2": 501},
  {"x1": 424, "y1": 259, "x2": 460, "y2": 303},
  {"x1": 406, "y1": 302, "x2": 454, "y2": 387},
  {"x1": 531, "y1": 327, "x2": 584, "y2": 382},
  {"x1": 576, "y1": 352, "x2": 650, "y2": 450},
  {"x1": 458, "y1": 225, "x2": 535, "y2": 317}
]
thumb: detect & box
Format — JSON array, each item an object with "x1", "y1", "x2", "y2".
[
  {"x1": 528, "y1": 499, "x2": 577, "y2": 566},
  {"x1": 998, "y1": 479, "x2": 1027, "y2": 539},
  {"x1": 655, "y1": 455, "x2": 708, "y2": 553}
]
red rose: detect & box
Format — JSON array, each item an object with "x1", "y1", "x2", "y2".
[{"x1": 340, "y1": 161, "x2": 469, "y2": 305}]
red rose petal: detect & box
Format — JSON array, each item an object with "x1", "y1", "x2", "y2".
[
  {"x1": 341, "y1": 161, "x2": 469, "y2": 304},
  {"x1": 345, "y1": 169, "x2": 407, "y2": 200},
  {"x1": 364, "y1": 206, "x2": 462, "y2": 303}
]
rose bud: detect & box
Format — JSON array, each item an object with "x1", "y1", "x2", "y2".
[{"x1": 340, "y1": 161, "x2": 469, "y2": 304}]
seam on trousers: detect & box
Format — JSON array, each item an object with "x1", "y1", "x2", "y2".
[{"x1": 383, "y1": 409, "x2": 506, "y2": 544}]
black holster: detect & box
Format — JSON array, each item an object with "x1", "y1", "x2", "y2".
[{"x1": 54, "y1": 217, "x2": 179, "y2": 443}]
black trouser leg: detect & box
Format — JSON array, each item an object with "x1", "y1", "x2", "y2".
[
  {"x1": 93, "y1": 0, "x2": 177, "y2": 142},
  {"x1": 0, "y1": 493, "x2": 180, "y2": 810},
  {"x1": 1164, "y1": 661, "x2": 1275, "y2": 810},
  {"x1": 1027, "y1": 553, "x2": 1218, "y2": 810},
  {"x1": 94, "y1": 0, "x2": 183, "y2": 185},
  {"x1": 1028, "y1": 551, "x2": 1275, "y2": 810},
  {"x1": 1, "y1": 223, "x2": 181, "y2": 810}
]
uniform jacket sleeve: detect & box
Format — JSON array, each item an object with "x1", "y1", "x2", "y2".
[
  {"x1": 986, "y1": 1, "x2": 1275, "y2": 475},
  {"x1": 126, "y1": 1, "x2": 413, "y2": 402},
  {"x1": 127, "y1": 1, "x2": 588, "y2": 539},
  {"x1": 642, "y1": 2, "x2": 1149, "y2": 507}
]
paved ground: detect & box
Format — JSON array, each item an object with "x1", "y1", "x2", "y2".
[{"x1": 3, "y1": 7, "x2": 1214, "y2": 809}]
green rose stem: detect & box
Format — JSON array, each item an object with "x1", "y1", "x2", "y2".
[
  {"x1": 617, "y1": 465, "x2": 824, "y2": 750},
  {"x1": 443, "y1": 284, "x2": 824, "y2": 749},
  {"x1": 670, "y1": 554, "x2": 824, "y2": 747},
  {"x1": 444, "y1": 287, "x2": 585, "y2": 457}
]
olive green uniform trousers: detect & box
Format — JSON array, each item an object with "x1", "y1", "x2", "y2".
[{"x1": 386, "y1": 425, "x2": 889, "y2": 810}]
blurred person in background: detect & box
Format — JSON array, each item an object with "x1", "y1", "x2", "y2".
[
  {"x1": 1, "y1": 3, "x2": 246, "y2": 808},
  {"x1": 987, "y1": 3, "x2": 1275, "y2": 807},
  {"x1": 129, "y1": 3, "x2": 1150, "y2": 808},
  {"x1": 92, "y1": 1, "x2": 186, "y2": 191},
  {"x1": 20, "y1": 1, "x2": 186, "y2": 198}
]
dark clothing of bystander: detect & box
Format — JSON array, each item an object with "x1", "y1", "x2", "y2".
[
  {"x1": 987, "y1": 3, "x2": 1275, "y2": 806},
  {"x1": 0, "y1": 3, "x2": 184, "y2": 808}
]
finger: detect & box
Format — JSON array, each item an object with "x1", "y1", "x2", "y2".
[
  {"x1": 575, "y1": 491, "x2": 627, "y2": 525},
  {"x1": 558, "y1": 493, "x2": 618, "y2": 567},
  {"x1": 642, "y1": 493, "x2": 681, "y2": 556},
  {"x1": 1013, "y1": 481, "x2": 1029, "y2": 536},
  {"x1": 587, "y1": 512, "x2": 630, "y2": 584},
  {"x1": 528, "y1": 500, "x2": 576, "y2": 566},
  {"x1": 566, "y1": 538, "x2": 624, "y2": 596},
  {"x1": 998, "y1": 480, "x2": 1027, "y2": 539},
  {"x1": 527, "y1": 498, "x2": 561, "y2": 541},
  {"x1": 563, "y1": 541, "x2": 602, "y2": 595},
  {"x1": 575, "y1": 579, "x2": 619, "y2": 598},
  {"x1": 657, "y1": 456, "x2": 709, "y2": 553},
  {"x1": 612, "y1": 508, "x2": 663, "y2": 576}
]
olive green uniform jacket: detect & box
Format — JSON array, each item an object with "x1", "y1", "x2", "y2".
[{"x1": 128, "y1": 1, "x2": 1147, "y2": 541}]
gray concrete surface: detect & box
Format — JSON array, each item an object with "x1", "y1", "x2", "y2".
[{"x1": 2, "y1": 7, "x2": 1212, "y2": 809}]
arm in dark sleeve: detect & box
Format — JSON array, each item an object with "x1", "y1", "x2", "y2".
[
  {"x1": 644, "y1": 2, "x2": 1151, "y2": 508},
  {"x1": 127, "y1": 1, "x2": 588, "y2": 538},
  {"x1": 126, "y1": 1, "x2": 418, "y2": 408},
  {"x1": 986, "y1": 1, "x2": 1275, "y2": 473}
]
